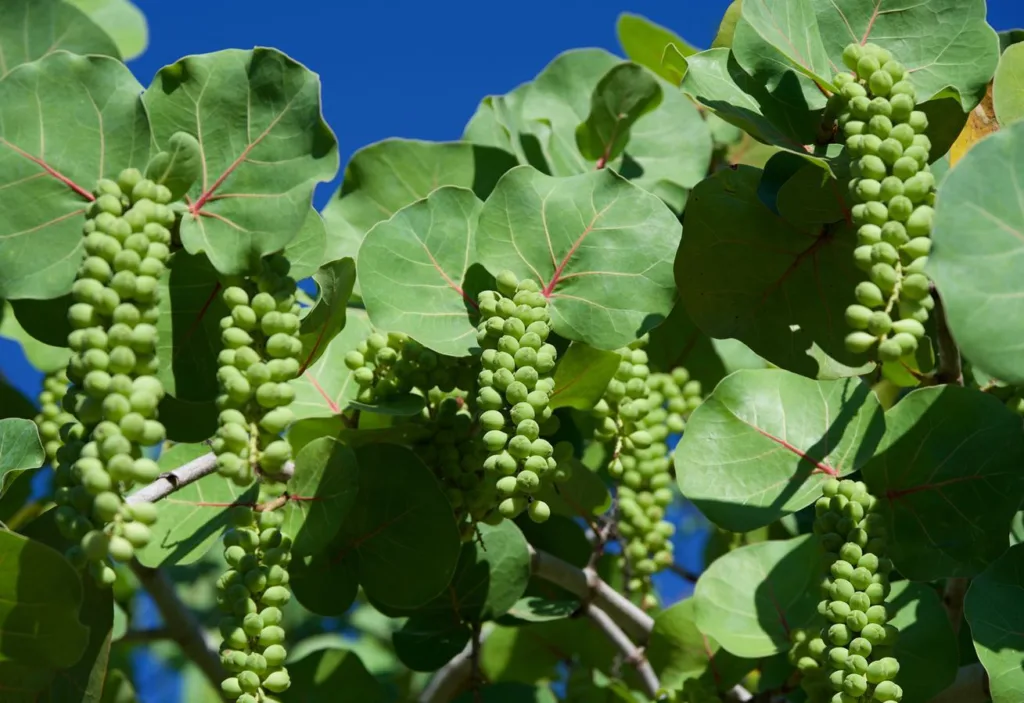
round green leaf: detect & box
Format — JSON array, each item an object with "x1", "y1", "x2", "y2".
[
  {"x1": 477, "y1": 166, "x2": 681, "y2": 351},
  {"x1": 0, "y1": 52, "x2": 150, "y2": 299},
  {"x1": 736, "y1": 0, "x2": 833, "y2": 89},
  {"x1": 286, "y1": 646, "x2": 386, "y2": 703},
  {"x1": 995, "y1": 43, "x2": 1024, "y2": 126},
  {"x1": 885, "y1": 580, "x2": 958, "y2": 703},
  {"x1": 965, "y1": 542, "x2": 1024, "y2": 703},
  {"x1": 929, "y1": 121, "x2": 1024, "y2": 385},
  {"x1": 290, "y1": 550, "x2": 359, "y2": 617},
  {"x1": 297, "y1": 257, "x2": 355, "y2": 369},
  {"x1": 616, "y1": 12, "x2": 697, "y2": 82},
  {"x1": 65, "y1": 0, "x2": 147, "y2": 61},
  {"x1": 321, "y1": 138, "x2": 518, "y2": 287},
  {"x1": 863, "y1": 385, "x2": 1024, "y2": 580},
  {"x1": 283, "y1": 437, "x2": 359, "y2": 558},
  {"x1": 144, "y1": 131, "x2": 201, "y2": 203},
  {"x1": 677, "y1": 165, "x2": 863, "y2": 376},
  {"x1": 549, "y1": 342, "x2": 620, "y2": 411},
  {"x1": 815, "y1": 0, "x2": 997, "y2": 110},
  {"x1": 648, "y1": 598, "x2": 753, "y2": 692},
  {"x1": 575, "y1": 63, "x2": 663, "y2": 163},
  {"x1": 283, "y1": 208, "x2": 329, "y2": 281},
  {"x1": 0, "y1": 418, "x2": 44, "y2": 498},
  {"x1": 133, "y1": 444, "x2": 259, "y2": 568},
  {"x1": 289, "y1": 309, "x2": 372, "y2": 421},
  {"x1": 692, "y1": 534, "x2": 823, "y2": 657},
  {"x1": 676, "y1": 369, "x2": 884, "y2": 532},
  {"x1": 358, "y1": 186, "x2": 483, "y2": 356},
  {"x1": 334, "y1": 443, "x2": 461, "y2": 610},
  {"x1": 0, "y1": 530, "x2": 88, "y2": 668},
  {"x1": 534, "y1": 457, "x2": 611, "y2": 520},
  {"x1": 144, "y1": 48, "x2": 339, "y2": 276},
  {"x1": 393, "y1": 613, "x2": 470, "y2": 672},
  {"x1": 0, "y1": 0, "x2": 119, "y2": 75}
]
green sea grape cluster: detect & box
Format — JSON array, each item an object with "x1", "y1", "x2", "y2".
[
  {"x1": 213, "y1": 255, "x2": 303, "y2": 487},
  {"x1": 835, "y1": 42, "x2": 937, "y2": 364},
  {"x1": 345, "y1": 331, "x2": 474, "y2": 404},
  {"x1": 217, "y1": 485, "x2": 293, "y2": 702},
  {"x1": 52, "y1": 170, "x2": 174, "y2": 585},
  {"x1": 807, "y1": 478, "x2": 902, "y2": 703},
  {"x1": 35, "y1": 369, "x2": 75, "y2": 464},
  {"x1": 475, "y1": 270, "x2": 567, "y2": 524}
]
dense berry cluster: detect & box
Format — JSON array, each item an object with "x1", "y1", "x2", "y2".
[
  {"x1": 646, "y1": 368, "x2": 703, "y2": 439},
  {"x1": 593, "y1": 343, "x2": 683, "y2": 606},
  {"x1": 345, "y1": 332, "x2": 474, "y2": 403},
  {"x1": 416, "y1": 389, "x2": 495, "y2": 540},
  {"x1": 475, "y1": 271, "x2": 565, "y2": 524},
  {"x1": 809, "y1": 478, "x2": 902, "y2": 703},
  {"x1": 213, "y1": 255, "x2": 303, "y2": 487},
  {"x1": 217, "y1": 488, "x2": 293, "y2": 702},
  {"x1": 52, "y1": 170, "x2": 174, "y2": 585},
  {"x1": 834, "y1": 42, "x2": 936, "y2": 364},
  {"x1": 35, "y1": 369, "x2": 75, "y2": 464}
]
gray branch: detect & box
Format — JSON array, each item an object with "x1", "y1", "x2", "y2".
[
  {"x1": 418, "y1": 624, "x2": 494, "y2": 703},
  {"x1": 126, "y1": 451, "x2": 294, "y2": 505},
  {"x1": 585, "y1": 604, "x2": 660, "y2": 698}
]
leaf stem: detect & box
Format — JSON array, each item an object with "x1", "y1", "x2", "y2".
[{"x1": 930, "y1": 282, "x2": 963, "y2": 385}]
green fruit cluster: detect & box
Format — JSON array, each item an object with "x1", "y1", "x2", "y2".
[
  {"x1": 346, "y1": 331, "x2": 474, "y2": 404},
  {"x1": 475, "y1": 270, "x2": 565, "y2": 524},
  {"x1": 834, "y1": 42, "x2": 936, "y2": 364},
  {"x1": 593, "y1": 341, "x2": 677, "y2": 606},
  {"x1": 53, "y1": 170, "x2": 173, "y2": 585},
  {"x1": 416, "y1": 389, "x2": 496, "y2": 541},
  {"x1": 214, "y1": 255, "x2": 302, "y2": 487},
  {"x1": 789, "y1": 628, "x2": 832, "y2": 703},
  {"x1": 217, "y1": 488, "x2": 293, "y2": 702},
  {"x1": 35, "y1": 369, "x2": 75, "y2": 464},
  {"x1": 812, "y1": 478, "x2": 902, "y2": 703},
  {"x1": 646, "y1": 367, "x2": 703, "y2": 437}
]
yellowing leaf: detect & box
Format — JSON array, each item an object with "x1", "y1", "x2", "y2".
[{"x1": 949, "y1": 82, "x2": 998, "y2": 167}]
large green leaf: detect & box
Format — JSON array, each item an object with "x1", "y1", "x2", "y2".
[
  {"x1": 965, "y1": 543, "x2": 1024, "y2": 703},
  {"x1": 297, "y1": 257, "x2": 355, "y2": 369},
  {"x1": 290, "y1": 309, "x2": 373, "y2": 421},
  {"x1": 282, "y1": 437, "x2": 359, "y2": 558},
  {"x1": 0, "y1": 418, "x2": 44, "y2": 498},
  {"x1": 320, "y1": 139, "x2": 518, "y2": 285},
  {"x1": 290, "y1": 550, "x2": 359, "y2": 617},
  {"x1": 332, "y1": 443, "x2": 461, "y2": 609},
  {"x1": 65, "y1": 0, "x2": 147, "y2": 61},
  {"x1": 737, "y1": 0, "x2": 832, "y2": 90},
  {"x1": 575, "y1": 63, "x2": 662, "y2": 164},
  {"x1": 680, "y1": 49, "x2": 827, "y2": 160},
  {"x1": 286, "y1": 646, "x2": 386, "y2": 703},
  {"x1": 0, "y1": 530, "x2": 88, "y2": 668},
  {"x1": 0, "y1": 0, "x2": 119, "y2": 76},
  {"x1": 518, "y1": 49, "x2": 712, "y2": 210},
  {"x1": 647, "y1": 598, "x2": 753, "y2": 692},
  {"x1": 463, "y1": 84, "x2": 550, "y2": 172},
  {"x1": 0, "y1": 52, "x2": 150, "y2": 299},
  {"x1": 616, "y1": 12, "x2": 697, "y2": 82},
  {"x1": 813, "y1": 0, "x2": 998, "y2": 110},
  {"x1": 358, "y1": 187, "x2": 483, "y2": 356},
  {"x1": 676, "y1": 165, "x2": 863, "y2": 376},
  {"x1": 995, "y1": 43, "x2": 1024, "y2": 127},
  {"x1": 549, "y1": 342, "x2": 620, "y2": 411},
  {"x1": 928, "y1": 121, "x2": 1024, "y2": 385},
  {"x1": 477, "y1": 166, "x2": 681, "y2": 351},
  {"x1": 885, "y1": 581, "x2": 958, "y2": 703},
  {"x1": 283, "y1": 207, "x2": 329, "y2": 281},
  {"x1": 863, "y1": 385, "x2": 1024, "y2": 580},
  {"x1": 0, "y1": 303, "x2": 70, "y2": 373},
  {"x1": 144, "y1": 48, "x2": 338, "y2": 276},
  {"x1": 133, "y1": 443, "x2": 259, "y2": 568},
  {"x1": 535, "y1": 458, "x2": 612, "y2": 520},
  {"x1": 692, "y1": 534, "x2": 823, "y2": 657},
  {"x1": 676, "y1": 370, "x2": 884, "y2": 532},
  {"x1": 393, "y1": 613, "x2": 470, "y2": 672}
]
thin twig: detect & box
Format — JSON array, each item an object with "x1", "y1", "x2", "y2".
[
  {"x1": 528, "y1": 545, "x2": 653, "y2": 644},
  {"x1": 942, "y1": 578, "x2": 969, "y2": 634},
  {"x1": 930, "y1": 283, "x2": 963, "y2": 386},
  {"x1": 418, "y1": 625, "x2": 494, "y2": 703},
  {"x1": 584, "y1": 605, "x2": 659, "y2": 698},
  {"x1": 928, "y1": 663, "x2": 989, "y2": 703},
  {"x1": 668, "y1": 562, "x2": 700, "y2": 582},
  {"x1": 126, "y1": 452, "x2": 294, "y2": 505},
  {"x1": 470, "y1": 621, "x2": 482, "y2": 702},
  {"x1": 130, "y1": 561, "x2": 225, "y2": 689}
]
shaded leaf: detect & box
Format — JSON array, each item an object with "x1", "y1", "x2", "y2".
[
  {"x1": 144, "y1": 48, "x2": 338, "y2": 275},
  {"x1": 676, "y1": 370, "x2": 884, "y2": 532},
  {"x1": 929, "y1": 120, "x2": 1024, "y2": 384},
  {"x1": 535, "y1": 458, "x2": 611, "y2": 520},
  {"x1": 965, "y1": 542, "x2": 1024, "y2": 703},
  {"x1": 393, "y1": 613, "x2": 470, "y2": 672},
  {"x1": 454, "y1": 683, "x2": 558, "y2": 703},
  {"x1": 283, "y1": 437, "x2": 359, "y2": 558},
  {"x1": 549, "y1": 343, "x2": 620, "y2": 411},
  {"x1": 290, "y1": 550, "x2": 359, "y2": 617},
  {"x1": 286, "y1": 646, "x2": 386, "y2": 702},
  {"x1": 575, "y1": 64, "x2": 662, "y2": 163},
  {"x1": 0, "y1": 52, "x2": 149, "y2": 299},
  {"x1": 477, "y1": 166, "x2": 681, "y2": 351},
  {"x1": 693, "y1": 534, "x2": 823, "y2": 657},
  {"x1": 0, "y1": 302, "x2": 70, "y2": 373},
  {"x1": 297, "y1": 257, "x2": 355, "y2": 369},
  {"x1": 886, "y1": 580, "x2": 958, "y2": 703},
  {"x1": 676, "y1": 165, "x2": 863, "y2": 377},
  {"x1": 0, "y1": 419, "x2": 44, "y2": 498},
  {"x1": 359, "y1": 187, "x2": 482, "y2": 356},
  {"x1": 863, "y1": 385, "x2": 1024, "y2": 580},
  {"x1": 133, "y1": 444, "x2": 258, "y2": 568}
]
